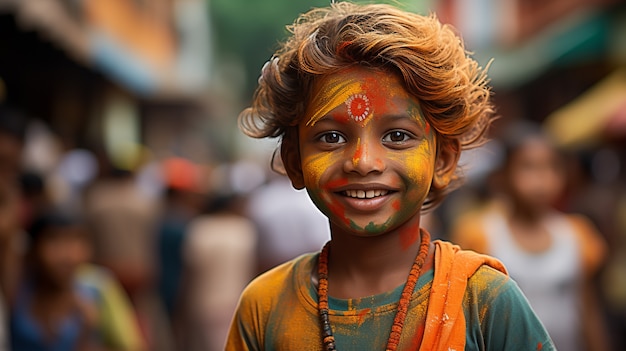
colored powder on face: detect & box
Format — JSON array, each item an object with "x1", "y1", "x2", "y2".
[
  {"x1": 305, "y1": 78, "x2": 363, "y2": 126},
  {"x1": 386, "y1": 142, "x2": 434, "y2": 186},
  {"x1": 327, "y1": 199, "x2": 350, "y2": 226},
  {"x1": 346, "y1": 94, "x2": 371, "y2": 122},
  {"x1": 362, "y1": 216, "x2": 394, "y2": 233},
  {"x1": 352, "y1": 139, "x2": 364, "y2": 167},
  {"x1": 303, "y1": 152, "x2": 337, "y2": 186},
  {"x1": 324, "y1": 177, "x2": 349, "y2": 189},
  {"x1": 392, "y1": 200, "x2": 401, "y2": 211},
  {"x1": 360, "y1": 74, "x2": 398, "y2": 119},
  {"x1": 305, "y1": 68, "x2": 404, "y2": 127}
]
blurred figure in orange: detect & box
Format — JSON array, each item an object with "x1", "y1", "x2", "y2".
[{"x1": 452, "y1": 121, "x2": 611, "y2": 351}]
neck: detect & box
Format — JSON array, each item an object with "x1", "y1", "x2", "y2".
[
  {"x1": 325, "y1": 216, "x2": 429, "y2": 298},
  {"x1": 508, "y1": 199, "x2": 548, "y2": 225}
]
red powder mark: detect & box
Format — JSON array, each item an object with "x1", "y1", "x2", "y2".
[
  {"x1": 391, "y1": 200, "x2": 401, "y2": 211},
  {"x1": 399, "y1": 221, "x2": 420, "y2": 251},
  {"x1": 331, "y1": 111, "x2": 350, "y2": 125},
  {"x1": 327, "y1": 199, "x2": 350, "y2": 226},
  {"x1": 361, "y1": 76, "x2": 388, "y2": 118},
  {"x1": 324, "y1": 178, "x2": 348, "y2": 190},
  {"x1": 375, "y1": 159, "x2": 384, "y2": 170},
  {"x1": 424, "y1": 121, "x2": 430, "y2": 134},
  {"x1": 347, "y1": 95, "x2": 370, "y2": 121},
  {"x1": 357, "y1": 308, "x2": 370, "y2": 325},
  {"x1": 353, "y1": 144, "x2": 364, "y2": 164},
  {"x1": 536, "y1": 342, "x2": 543, "y2": 350}
]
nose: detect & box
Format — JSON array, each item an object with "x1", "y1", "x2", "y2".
[{"x1": 343, "y1": 137, "x2": 386, "y2": 176}]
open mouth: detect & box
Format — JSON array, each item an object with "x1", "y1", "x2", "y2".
[{"x1": 342, "y1": 189, "x2": 390, "y2": 199}]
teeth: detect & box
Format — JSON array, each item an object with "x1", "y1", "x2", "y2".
[{"x1": 344, "y1": 190, "x2": 388, "y2": 199}]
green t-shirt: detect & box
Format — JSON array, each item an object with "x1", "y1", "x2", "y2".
[{"x1": 226, "y1": 251, "x2": 554, "y2": 350}]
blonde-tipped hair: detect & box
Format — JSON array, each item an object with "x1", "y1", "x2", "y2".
[{"x1": 239, "y1": 1, "x2": 495, "y2": 210}]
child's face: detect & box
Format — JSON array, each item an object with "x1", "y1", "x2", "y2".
[
  {"x1": 287, "y1": 67, "x2": 441, "y2": 236},
  {"x1": 34, "y1": 226, "x2": 91, "y2": 288},
  {"x1": 506, "y1": 138, "x2": 565, "y2": 210}
]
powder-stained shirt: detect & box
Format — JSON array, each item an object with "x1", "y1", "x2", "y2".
[{"x1": 225, "y1": 241, "x2": 554, "y2": 351}]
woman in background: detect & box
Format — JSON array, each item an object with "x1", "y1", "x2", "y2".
[{"x1": 452, "y1": 121, "x2": 611, "y2": 351}]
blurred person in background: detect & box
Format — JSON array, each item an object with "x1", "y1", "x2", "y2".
[
  {"x1": 155, "y1": 158, "x2": 205, "y2": 324},
  {"x1": 176, "y1": 162, "x2": 257, "y2": 351},
  {"x1": 0, "y1": 104, "x2": 28, "y2": 351},
  {"x1": 451, "y1": 121, "x2": 611, "y2": 351},
  {"x1": 7, "y1": 208, "x2": 144, "y2": 351},
  {"x1": 245, "y1": 169, "x2": 329, "y2": 274},
  {"x1": 83, "y1": 157, "x2": 168, "y2": 351},
  {"x1": 156, "y1": 158, "x2": 258, "y2": 351}
]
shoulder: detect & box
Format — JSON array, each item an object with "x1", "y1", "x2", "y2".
[
  {"x1": 228, "y1": 253, "x2": 317, "y2": 350},
  {"x1": 238, "y1": 253, "x2": 316, "y2": 309},
  {"x1": 465, "y1": 266, "x2": 556, "y2": 350},
  {"x1": 464, "y1": 265, "x2": 511, "y2": 303}
]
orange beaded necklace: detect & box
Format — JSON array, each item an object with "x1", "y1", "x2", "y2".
[{"x1": 317, "y1": 230, "x2": 431, "y2": 351}]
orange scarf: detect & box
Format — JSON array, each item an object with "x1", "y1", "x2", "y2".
[{"x1": 420, "y1": 240, "x2": 508, "y2": 351}]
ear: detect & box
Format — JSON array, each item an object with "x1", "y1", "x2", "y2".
[
  {"x1": 280, "y1": 128, "x2": 306, "y2": 190},
  {"x1": 432, "y1": 139, "x2": 461, "y2": 190}
]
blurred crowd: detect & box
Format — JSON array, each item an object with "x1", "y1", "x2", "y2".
[
  {"x1": 0, "y1": 104, "x2": 330, "y2": 351},
  {"x1": 2, "y1": 100, "x2": 626, "y2": 351}
]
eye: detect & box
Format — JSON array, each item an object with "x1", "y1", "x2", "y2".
[
  {"x1": 319, "y1": 132, "x2": 346, "y2": 144},
  {"x1": 382, "y1": 130, "x2": 411, "y2": 143}
]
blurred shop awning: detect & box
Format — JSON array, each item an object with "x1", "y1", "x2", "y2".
[
  {"x1": 472, "y1": 7, "x2": 611, "y2": 89},
  {"x1": 544, "y1": 68, "x2": 626, "y2": 148},
  {"x1": 1, "y1": 0, "x2": 211, "y2": 97}
]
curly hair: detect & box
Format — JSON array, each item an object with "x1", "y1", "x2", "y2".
[{"x1": 239, "y1": 1, "x2": 495, "y2": 210}]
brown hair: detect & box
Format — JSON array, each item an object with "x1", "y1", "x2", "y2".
[{"x1": 239, "y1": 1, "x2": 495, "y2": 209}]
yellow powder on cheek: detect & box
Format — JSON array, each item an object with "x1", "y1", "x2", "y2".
[
  {"x1": 388, "y1": 142, "x2": 435, "y2": 184},
  {"x1": 302, "y1": 152, "x2": 339, "y2": 186}
]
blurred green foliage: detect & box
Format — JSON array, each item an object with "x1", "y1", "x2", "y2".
[{"x1": 209, "y1": 0, "x2": 433, "y2": 98}]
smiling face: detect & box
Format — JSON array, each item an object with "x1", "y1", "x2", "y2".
[{"x1": 283, "y1": 66, "x2": 450, "y2": 237}]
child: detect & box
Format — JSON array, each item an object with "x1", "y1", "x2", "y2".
[
  {"x1": 451, "y1": 122, "x2": 610, "y2": 351},
  {"x1": 9, "y1": 210, "x2": 144, "y2": 351},
  {"x1": 226, "y1": 2, "x2": 554, "y2": 350}
]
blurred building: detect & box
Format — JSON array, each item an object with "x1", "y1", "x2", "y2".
[
  {"x1": 0, "y1": 0, "x2": 215, "y2": 167},
  {"x1": 438, "y1": 0, "x2": 625, "y2": 124}
]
